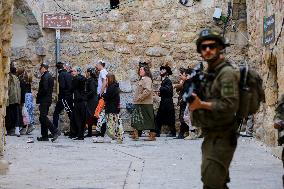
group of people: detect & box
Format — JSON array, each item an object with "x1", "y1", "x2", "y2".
[
  {"x1": 129, "y1": 62, "x2": 199, "y2": 141},
  {"x1": 6, "y1": 28, "x2": 283, "y2": 189},
  {"x1": 5, "y1": 62, "x2": 35, "y2": 137},
  {"x1": 36, "y1": 60, "x2": 123, "y2": 143}
]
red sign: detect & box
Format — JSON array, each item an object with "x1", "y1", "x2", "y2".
[{"x1": 42, "y1": 13, "x2": 72, "y2": 29}]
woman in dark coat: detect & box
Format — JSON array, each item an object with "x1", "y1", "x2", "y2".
[
  {"x1": 156, "y1": 65, "x2": 176, "y2": 137},
  {"x1": 103, "y1": 73, "x2": 123, "y2": 143},
  {"x1": 71, "y1": 66, "x2": 87, "y2": 140},
  {"x1": 85, "y1": 68, "x2": 98, "y2": 137}
]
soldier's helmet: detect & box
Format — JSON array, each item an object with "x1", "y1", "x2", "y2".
[{"x1": 196, "y1": 28, "x2": 229, "y2": 53}]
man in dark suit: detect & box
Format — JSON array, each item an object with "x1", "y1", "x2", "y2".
[
  {"x1": 36, "y1": 63, "x2": 60, "y2": 142},
  {"x1": 155, "y1": 65, "x2": 176, "y2": 137},
  {"x1": 52, "y1": 62, "x2": 73, "y2": 133}
]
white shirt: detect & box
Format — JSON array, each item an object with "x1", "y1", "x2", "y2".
[{"x1": 97, "y1": 68, "x2": 108, "y2": 95}]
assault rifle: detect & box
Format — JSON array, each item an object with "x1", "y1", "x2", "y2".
[{"x1": 182, "y1": 62, "x2": 206, "y2": 103}]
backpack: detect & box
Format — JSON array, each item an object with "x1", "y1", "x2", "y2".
[{"x1": 237, "y1": 63, "x2": 266, "y2": 119}]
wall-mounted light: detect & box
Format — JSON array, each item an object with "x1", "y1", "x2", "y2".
[{"x1": 213, "y1": 8, "x2": 222, "y2": 21}]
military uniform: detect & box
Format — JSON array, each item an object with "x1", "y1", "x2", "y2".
[
  {"x1": 192, "y1": 61, "x2": 240, "y2": 189},
  {"x1": 274, "y1": 94, "x2": 284, "y2": 187}
]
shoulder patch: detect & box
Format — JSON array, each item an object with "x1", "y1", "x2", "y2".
[{"x1": 221, "y1": 82, "x2": 235, "y2": 97}]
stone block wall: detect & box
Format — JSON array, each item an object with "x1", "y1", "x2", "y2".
[
  {"x1": 33, "y1": 0, "x2": 247, "y2": 130},
  {"x1": 0, "y1": 0, "x2": 14, "y2": 156},
  {"x1": 246, "y1": 0, "x2": 284, "y2": 146}
]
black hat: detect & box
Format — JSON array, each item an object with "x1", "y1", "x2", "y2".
[
  {"x1": 139, "y1": 62, "x2": 148, "y2": 68},
  {"x1": 40, "y1": 63, "x2": 49, "y2": 69},
  {"x1": 160, "y1": 65, "x2": 172, "y2": 75}
]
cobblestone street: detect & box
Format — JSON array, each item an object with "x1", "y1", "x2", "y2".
[{"x1": 0, "y1": 129, "x2": 282, "y2": 189}]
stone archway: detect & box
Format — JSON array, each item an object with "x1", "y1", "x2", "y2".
[
  {"x1": 0, "y1": 0, "x2": 44, "y2": 164},
  {"x1": 12, "y1": 0, "x2": 45, "y2": 71}
]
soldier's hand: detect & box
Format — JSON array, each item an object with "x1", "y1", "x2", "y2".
[{"x1": 189, "y1": 93, "x2": 202, "y2": 111}]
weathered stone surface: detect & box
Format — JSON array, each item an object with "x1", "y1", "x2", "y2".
[
  {"x1": 161, "y1": 32, "x2": 178, "y2": 43},
  {"x1": 126, "y1": 34, "x2": 136, "y2": 44},
  {"x1": 35, "y1": 37, "x2": 46, "y2": 56},
  {"x1": 119, "y1": 80, "x2": 132, "y2": 93},
  {"x1": 146, "y1": 47, "x2": 169, "y2": 57},
  {"x1": 115, "y1": 45, "x2": 131, "y2": 54},
  {"x1": 120, "y1": 93, "x2": 134, "y2": 109},
  {"x1": 12, "y1": 47, "x2": 28, "y2": 59},
  {"x1": 63, "y1": 44, "x2": 81, "y2": 56},
  {"x1": 103, "y1": 42, "x2": 115, "y2": 51},
  {"x1": 26, "y1": 25, "x2": 42, "y2": 39}
]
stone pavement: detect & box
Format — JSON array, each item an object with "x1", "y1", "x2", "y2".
[{"x1": 0, "y1": 130, "x2": 283, "y2": 189}]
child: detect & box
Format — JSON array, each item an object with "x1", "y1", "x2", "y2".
[{"x1": 17, "y1": 68, "x2": 35, "y2": 134}]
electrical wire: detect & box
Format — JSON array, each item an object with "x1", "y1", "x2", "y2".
[
  {"x1": 271, "y1": 16, "x2": 284, "y2": 52},
  {"x1": 52, "y1": 0, "x2": 137, "y2": 20}
]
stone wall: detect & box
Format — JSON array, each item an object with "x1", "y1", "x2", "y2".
[
  {"x1": 0, "y1": 0, "x2": 14, "y2": 155},
  {"x1": 246, "y1": 0, "x2": 284, "y2": 146},
  {"x1": 29, "y1": 0, "x2": 246, "y2": 131}
]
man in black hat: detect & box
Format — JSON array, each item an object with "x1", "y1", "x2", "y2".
[
  {"x1": 156, "y1": 65, "x2": 176, "y2": 137},
  {"x1": 36, "y1": 63, "x2": 61, "y2": 142},
  {"x1": 52, "y1": 62, "x2": 73, "y2": 136}
]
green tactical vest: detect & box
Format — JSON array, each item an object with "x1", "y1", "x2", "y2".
[{"x1": 192, "y1": 61, "x2": 240, "y2": 132}]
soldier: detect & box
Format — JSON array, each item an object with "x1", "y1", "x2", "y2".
[
  {"x1": 189, "y1": 29, "x2": 239, "y2": 189},
  {"x1": 273, "y1": 94, "x2": 284, "y2": 187}
]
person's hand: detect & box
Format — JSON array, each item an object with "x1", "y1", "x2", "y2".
[{"x1": 189, "y1": 93, "x2": 202, "y2": 111}]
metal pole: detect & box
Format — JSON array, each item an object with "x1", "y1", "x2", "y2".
[
  {"x1": 55, "y1": 29, "x2": 61, "y2": 100},
  {"x1": 55, "y1": 29, "x2": 61, "y2": 64}
]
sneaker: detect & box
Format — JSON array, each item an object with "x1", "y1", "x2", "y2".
[
  {"x1": 48, "y1": 134, "x2": 54, "y2": 138},
  {"x1": 93, "y1": 136, "x2": 104, "y2": 143},
  {"x1": 15, "y1": 127, "x2": 20, "y2": 137},
  {"x1": 51, "y1": 131, "x2": 61, "y2": 142},
  {"x1": 37, "y1": 137, "x2": 49, "y2": 141},
  {"x1": 26, "y1": 125, "x2": 35, "y2": 135}
]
